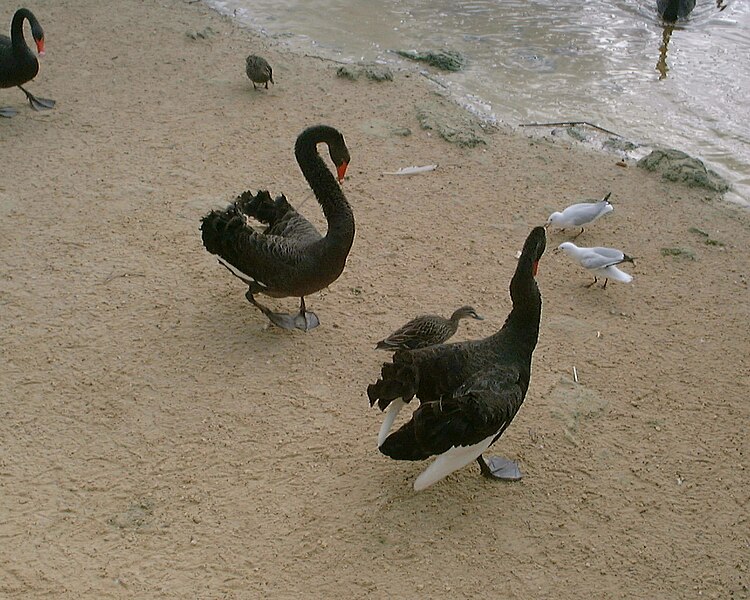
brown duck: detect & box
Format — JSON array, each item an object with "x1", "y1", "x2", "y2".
[
  {"x1": 375, "y1": 305, "x2": 484, "y2": 351},
  {"x1": 0, "y1": 8, "x2": 55, "y2": 117},
  {"x1": 201, "y1": 125, "x2": 354, "y2": 331},
  {"x1": 368, "y1": 227, "x2": 546, "y2": 490}
]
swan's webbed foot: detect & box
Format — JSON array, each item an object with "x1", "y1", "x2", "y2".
[
  {"x1": 29, "y1": 96, "x2": 56, "y2": 110},
  {"x1": 19, "y1": 86, "x2": 55, "y2": 111},
  {"x1": 0, "y1": 107, "x2": 18, "y2": 118},
  {"x1": 477, "y1": 455, "x2": 522, "y2": 481},
  {"x1": 245, "y1": 293, "x2": 320, "y2": 331},
  {"x1": 293, "y1": 298, "x2": 320, "y2": 331}
]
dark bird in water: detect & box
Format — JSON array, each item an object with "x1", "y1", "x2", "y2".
[
  {"x1": 657, "y1": 0, "x2": 696, "y2": 21},
  {"x1": 0, "y1": 8, "x2": 55, "y2": 118},
  {"x1": 375, "y1": 306, "x2": 484, "y2": 351},
  {"x1": 245, "y1": 54, "x2": 274, "y2": 90},
  {"x1": 368, "y1": 227, "x2": 547, "y2": 490},
  {"x1": 201, "y1": 125, "x2": 354, "y2": 331}
]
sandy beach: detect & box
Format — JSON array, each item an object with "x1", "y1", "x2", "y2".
[{"x1": 1, "y1": 1, "x2": 748, "y2": 598}]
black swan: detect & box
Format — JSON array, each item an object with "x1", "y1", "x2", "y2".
[
  {"x1": 201, "y1": 125, "x2": 354, "y2": 331},
  {"x1": 245, "y1": 55, "x2": 274, "y2": 90},
  {"x1": 0, "y1": 8, "x2": 55, "y2": 118},
  {"x1": 368, "y1": 227, "x2": 546, "y2": 491},
  {"x1": 657, "y1": 0, "x2": 696, "y2": 21},
  {"x1": 375, "y1": 305, "x2": 484, "y2": 351}
]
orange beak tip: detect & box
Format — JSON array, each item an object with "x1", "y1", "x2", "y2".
[{"x1": 336, "y1": 162, "x2": 349, "y2": 183}]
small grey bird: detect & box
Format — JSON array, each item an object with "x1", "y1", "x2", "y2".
[{"x1": 245, "y1": 54, "x2": 274, "y2": 90}]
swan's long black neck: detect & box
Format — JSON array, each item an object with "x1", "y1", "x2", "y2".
[
  {"x1": 294, "y1": 127, "x2": 355, "y2": 249},
  {"x1": 493, "y1": 254, "x2": 542, "y2": 359},
  {"x1": 11, "y1": 9, "x2": 36, "y2": 54}
]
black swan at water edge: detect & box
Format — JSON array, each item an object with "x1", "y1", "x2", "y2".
[
  {"x1": 0, "y1": 8, "x2": 55, "y2": 118},
  {"x1": 201, "y1": 125, "x2": 354, "y2": 331},
  {"x1": 657, "y1": 0, "x2": 696, "y2": 21}
]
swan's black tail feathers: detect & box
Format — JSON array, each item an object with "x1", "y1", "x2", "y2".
[
  {"x1": 200, "y1": 202, "x2": 245, "y2": 260},
  {"x1": 237, "y1": 190, "x2": 295, "y2": 229},
  {"x1": 367, "y1": 350, "x2": 420, "y2": 410},
  {"x1": 379, "y1": 420, "x2": 431, "y2": 461},
  {"x1": 237, "y1": 190, "x2": 274, "y2": 223},
  {"x1": 201, "y1": 190, "x2": 285, "y2": 263}
]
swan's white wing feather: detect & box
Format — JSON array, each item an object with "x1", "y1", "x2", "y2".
[
  {"x1": 377, "y1": 399, "x2": 406, "y2": 448},
  {"x1": 413, "y1": 432, "x2": 498, "y2": 491}
]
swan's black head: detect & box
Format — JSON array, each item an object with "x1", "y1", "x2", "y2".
[
  {"x1": 31, "y1": 26, "x2": 44, "y2": 56},
  {"x1": 327, "y1": 130, "x2": 350, "y2": 182},
  {"x1": 29, "y1": 19, "x2": 45, "y2": 56},
  {"x1": 296, "y1": 125, "x2": 351, "y2": 182},
  {"x1": 522, "y1": 226, "x2": 547, "y2": 276}
]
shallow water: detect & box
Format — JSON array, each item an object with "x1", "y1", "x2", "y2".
[{"x1": 207, "y1": 0, "x2": 750, "y2": 203}]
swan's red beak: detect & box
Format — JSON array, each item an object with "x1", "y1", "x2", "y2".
[
  {"x1": 532, "y1": 260, "x2": 539, "y2": 277},
  {"x1": 35, "y1": 37, "x2": 46, "y2": 57},
  {"x1": 337, "y1": 161, "x2": 348, "y2": 183}
]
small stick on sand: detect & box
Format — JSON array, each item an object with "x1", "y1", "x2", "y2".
[{"x1": 519, "y1": 121, "x2": 622, "y2": 138}]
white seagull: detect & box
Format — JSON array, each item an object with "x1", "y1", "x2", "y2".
[
  {"x1": 558, "y1": 242, "x2": 634, "y2": 288},
  {"x1": 545, "y1": 192, "x2": 613, "y2": 238}
]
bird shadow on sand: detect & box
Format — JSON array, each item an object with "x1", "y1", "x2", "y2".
[{"x1": 189, "y1": 291, "x2": 306, "y2": 359}]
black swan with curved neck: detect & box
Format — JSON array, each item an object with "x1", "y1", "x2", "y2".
[
  {"x1": 201, "y1": 125, "x2": 354, "y2": 331},
  {"x1": 0, "y1": 8, "x2": 55, "y2": 118},
  {"x1": 657, "y1": 0, "x2": 696, "y2": 21},
  {"x1": 368, "y1": 227, "x2": 546, "y2": 491}
]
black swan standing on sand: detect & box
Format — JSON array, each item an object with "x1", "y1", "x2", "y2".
[
  {"x1": 0, "y1": 8, "x2": 55, "y2": 118},
  {"x1": 375, "y1": 306, "x2": 484, "y2": 351},
  {"x1": 657, "y1": 0, "x2": 696, "y2": 21},
  {"x1": 368, "y1": 227, "x2": 546, "y2": 491},
  {"x1": 201, "y1": 125, "x2": 354, "y2": 331}
]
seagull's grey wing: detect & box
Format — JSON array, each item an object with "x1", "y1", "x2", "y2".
[
  {"x1": 589, "y1": 247, "x2": 624, "y2": 259},
  {"x1": 579, "y1": 249, "x2": 623, "y2": 269},
  {"x1": 588, "y1": 247, "x2": 626, "y2": 266},
  {"x1": 563, "y1": 202, "x2": 603, "y2": 226}
]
